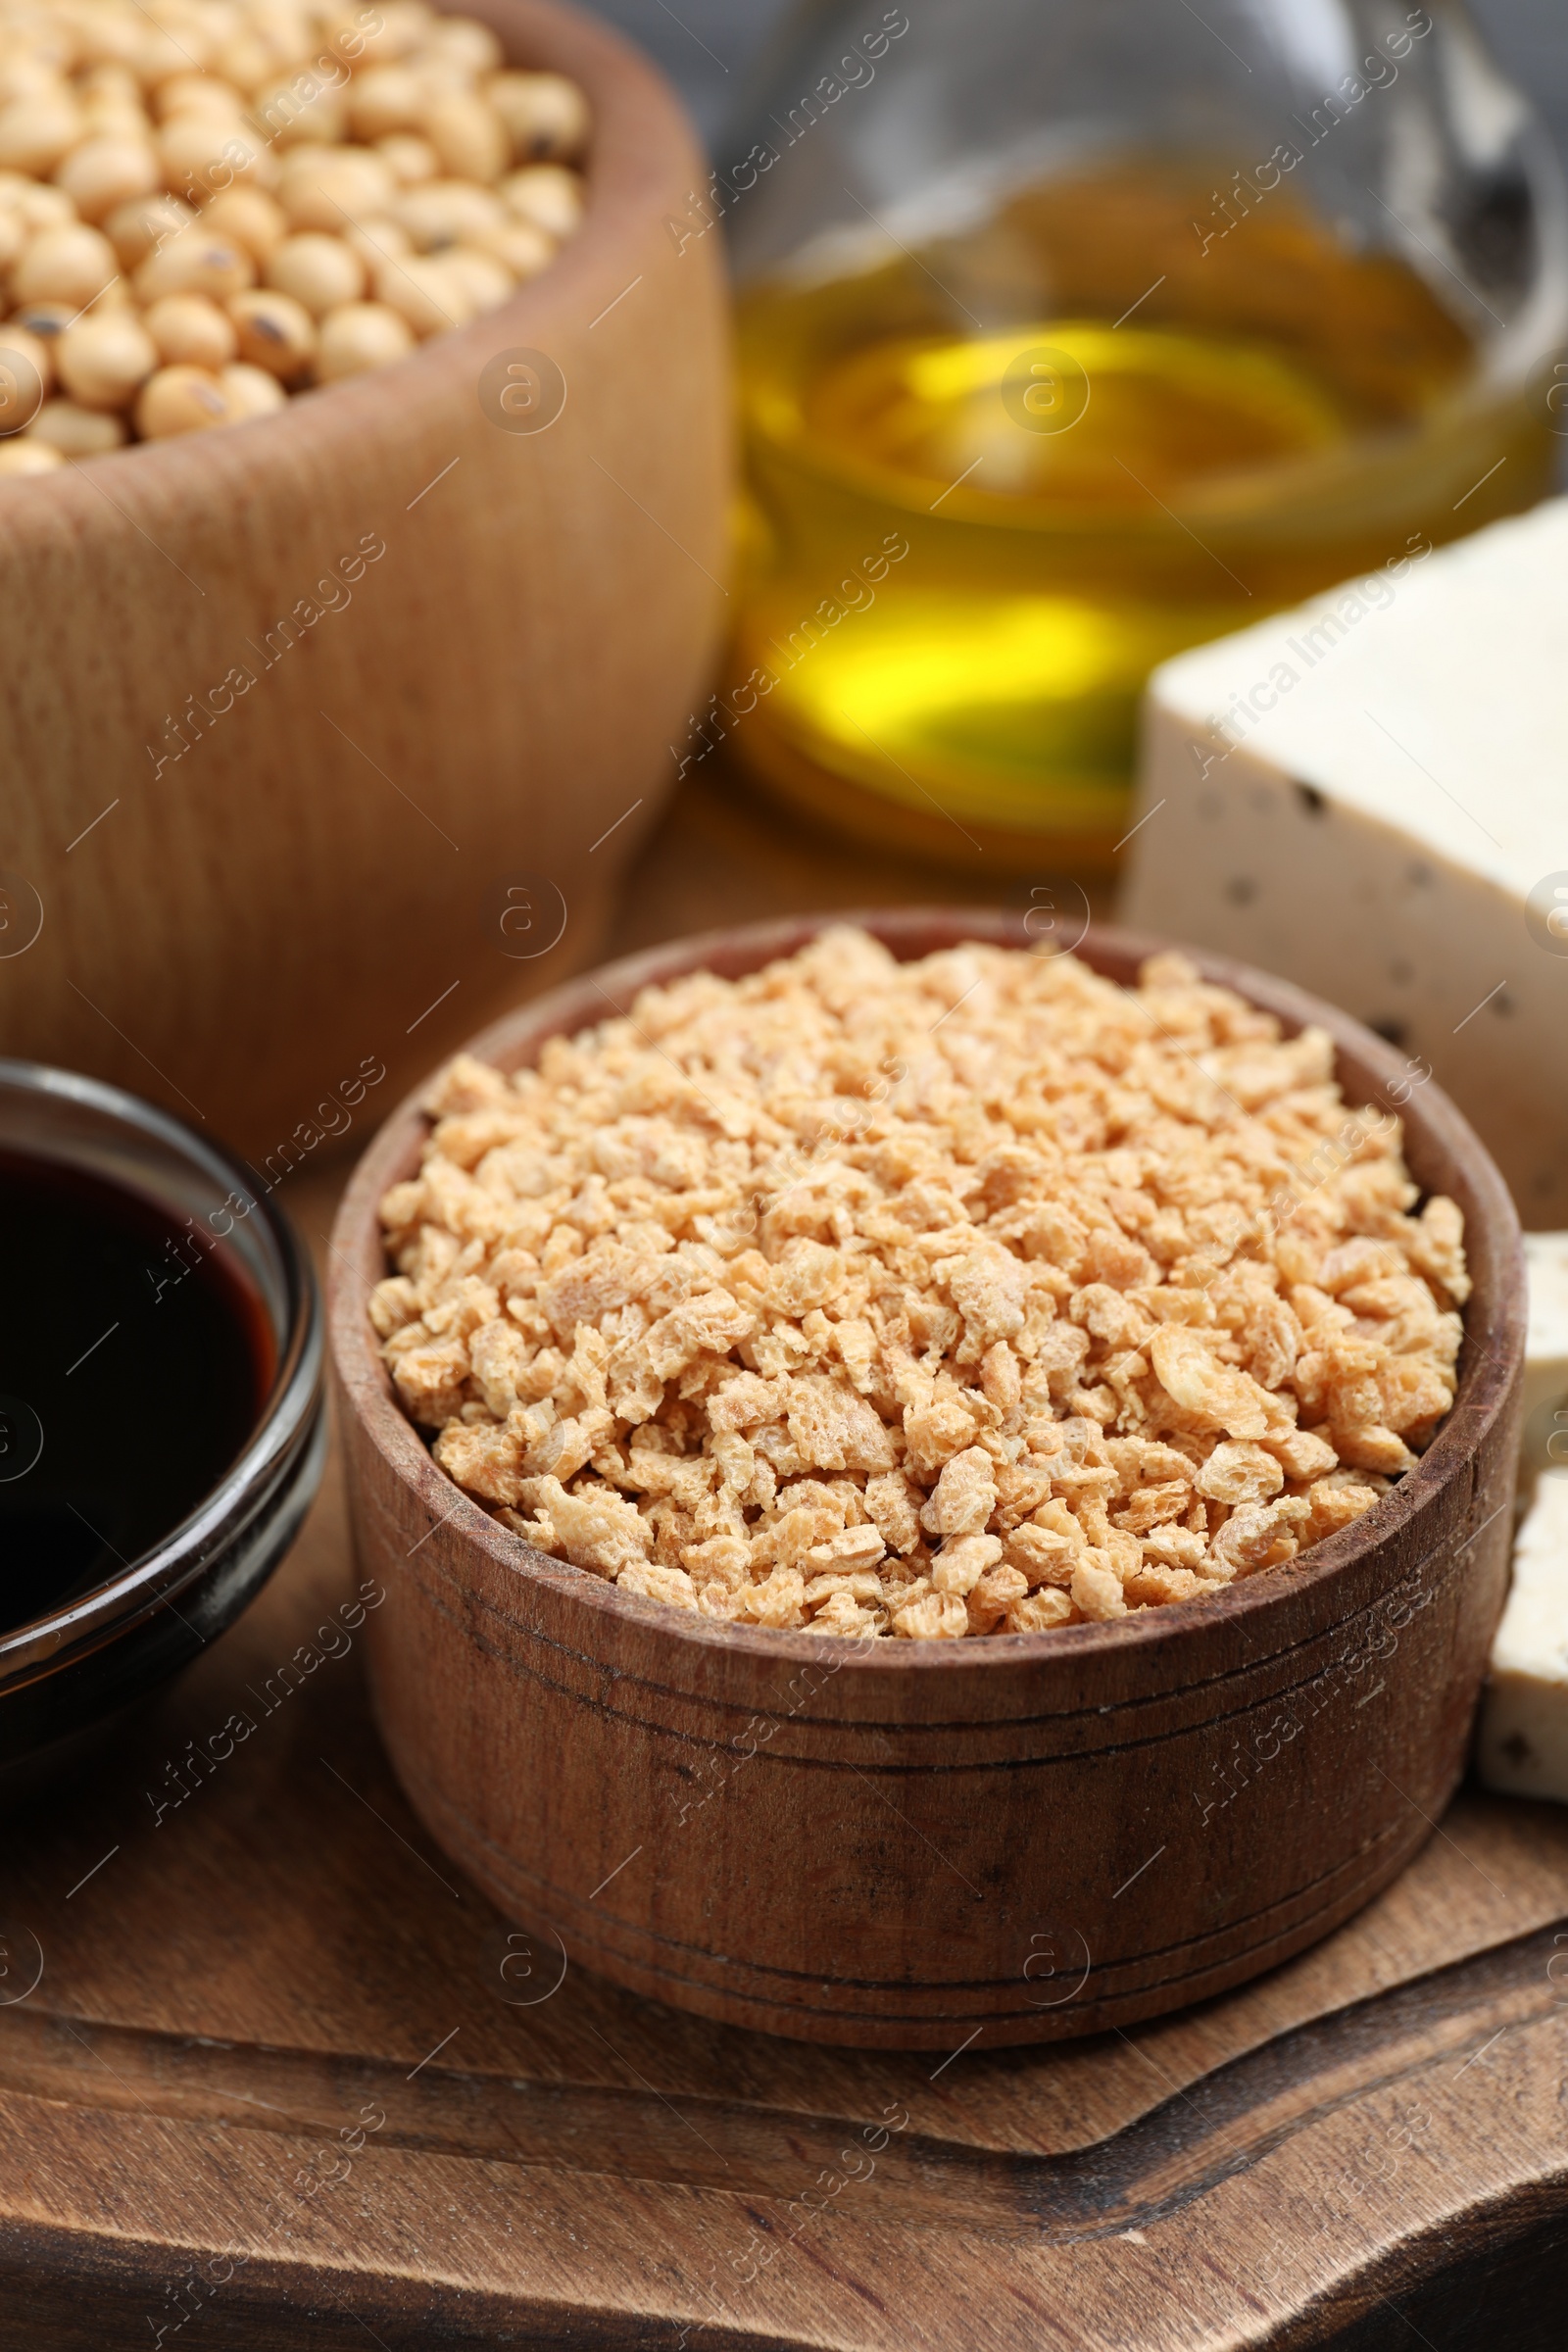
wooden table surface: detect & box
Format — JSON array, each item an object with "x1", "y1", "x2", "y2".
[{"x1": 6, "y1": 772, "x2": 1568, "y2": 2349}]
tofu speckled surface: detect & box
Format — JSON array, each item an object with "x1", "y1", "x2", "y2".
[
  {"x1": 1121, "y1": 499, "x2": 1568, "y2": 1223},
  {"x1": 1524, "y1": 1231, "x2": 1568, "y2": 1481},
  {"x1": 1478, "y1": 1472, "x2": 1568, "y2": 1803}
]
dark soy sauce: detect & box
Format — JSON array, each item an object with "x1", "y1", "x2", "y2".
[{"x1": 0, "y1": 1152, "x2": 273, "y2": 1637}]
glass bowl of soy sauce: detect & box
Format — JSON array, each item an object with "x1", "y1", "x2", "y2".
[{"x1": 0, "y1": 1060, "x2": 324, "y2": 1793}]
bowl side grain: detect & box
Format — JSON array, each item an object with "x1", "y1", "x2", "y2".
[
  {"x1": 0, "y1": 0, "x2": 729, "y2": 1155},
  {"x1": 329, "y1": 912, "x2": 1523, "y2": 2046}
]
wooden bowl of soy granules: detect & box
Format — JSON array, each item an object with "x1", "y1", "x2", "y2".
[
  {"x1": 329, "y1": 909, "x2": 1524, "y2": 2048},
  {"x1": 0, "y1": 0, "x2": 728, "y2": 1155}
]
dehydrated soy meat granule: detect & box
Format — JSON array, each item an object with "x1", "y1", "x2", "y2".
[{"x1": 373, "y1": 930, "x2": 1469, "y2": 1640}]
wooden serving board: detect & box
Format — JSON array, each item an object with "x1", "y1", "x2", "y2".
[{"x1": 5, "y1": 777, "x2": 1568, "y2": 2347}]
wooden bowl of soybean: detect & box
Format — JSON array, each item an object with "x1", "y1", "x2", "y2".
[
  {"x1": 0, "y1": 0, "x2": 728, "y2": 1159},
  {"x1": 328, "y1": 908, "x2": 1524, "y2": 2048}
]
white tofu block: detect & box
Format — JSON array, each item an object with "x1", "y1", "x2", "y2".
[
  {"x1": 1477, "y1": 1474, "x2": 1568, "y2": 1803},
  {"x1": 1120, "y1": 498, "x2": 1568, "y2": 1220},
  {"x1": 1523, "y1": 1232, "x2": 1568, "y2": 1481}
]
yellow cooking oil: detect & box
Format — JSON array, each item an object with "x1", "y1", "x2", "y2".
[{"x1": 724, "y1": 164, "x2": 1552, "y2": 866}]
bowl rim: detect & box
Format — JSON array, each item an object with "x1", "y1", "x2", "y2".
[
  {"x1": 0, "y1": 1056, "x2": 322, "y2": 1684},
  {"x1": 328, "y1": 907, "x2": 1524, "y2": 1677},
  {"x1": 3, "y1": 0, "x2": 694, "y2": 493}
]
